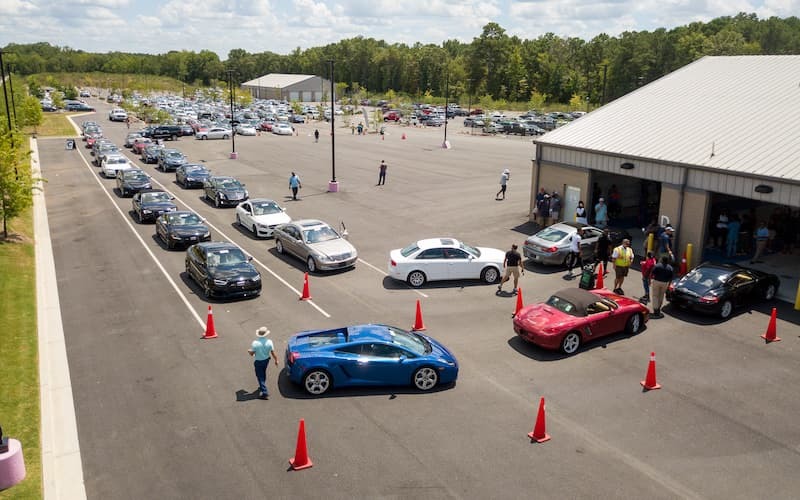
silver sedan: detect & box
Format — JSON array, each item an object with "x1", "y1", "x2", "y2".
[{"x1": 273, "y1": 219, "x2": 357, "y2": 273}]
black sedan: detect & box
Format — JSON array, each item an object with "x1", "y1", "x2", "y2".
[
  {"x1": 155, "y1": 211, "x2": 210, "y2": 249},
  {"x1": 132, "y1": 189, "x2": 177, "y2": 223},
  {"x1": 666, "y1": 262, "x2": 779, "y2": 319},
  {"x1": 116, "y1": 169, "x2": 151, "y2": 197},
  {"x1": 175, "y1": 164, "x2": 211, "y2": 188},
  {"x1": 203, "y1": 176, "x2": 248, "y2": 208},
  {"x1": 140, "y1": 144, "x2": 163, "y2": 164},
  {"x1": 185, "y1": 242, "x2": 261, "y2": 299}
]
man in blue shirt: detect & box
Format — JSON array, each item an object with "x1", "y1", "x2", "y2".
[
  {"x1": 751, "y1": 221, "x2": 769, "y2": 263},
  {"x1": 594, "y1": 198, "x2": 608, "y2": 229},
  {"x1": 248, "y1": 327, "x2": 278, "y2": 399},
  {"x1": 289, "y1": 172, "x2": 302, "y2": 200}
]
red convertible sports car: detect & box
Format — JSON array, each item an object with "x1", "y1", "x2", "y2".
[{"x1": 513, "y1": 288, "x2": 649, "y2": 355}]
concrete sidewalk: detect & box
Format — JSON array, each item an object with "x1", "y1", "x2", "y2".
[{"x1": 32, "y1": 136, "x2": 87, "y2": 500}]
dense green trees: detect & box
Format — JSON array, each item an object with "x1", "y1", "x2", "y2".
[{"x1": 2, "y1": 13, "x2": 798, "y2": 106}]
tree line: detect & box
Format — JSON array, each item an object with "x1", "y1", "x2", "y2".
[{"x1": 2, "y1": 13, "x2": 800, "y2": 107}]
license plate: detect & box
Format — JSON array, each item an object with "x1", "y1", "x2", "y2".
[{"x1": 190, "y1": 236, "x2": 197, "y2": 240}]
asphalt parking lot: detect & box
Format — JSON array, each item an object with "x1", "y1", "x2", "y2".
[{"x1": 38, "y1": 102, "x2": 800, "y2": 500}]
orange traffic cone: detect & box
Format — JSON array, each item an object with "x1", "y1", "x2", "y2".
[
  {"x1": 527, "y1": 397, "x2": 551, "y2": 443},
  {"x1": 761, "y1": 307, "x2": 781, "y2": 342},
  {"x1": 401, "y1": 132, "x2": 407, "y2": 140},
  {"x1": 288, "y1": 419, "x2": 313, "y2": 470},
  {"x1": 202, "y1": 305, "x2": 218, "y2": 339},
  {"x1": 595, "y1": 262, "x2": 604, "y2": 289},
  {"x1": 411, "y1": 299, "x2": 426, "y2": 331},
  {"x1": 299, "y1": 272, "x2": 312, "y2": 300},
  {"x1": 679, "y1": 252, "x2": 687, "y2": 276},
  {"x1": 512, "y1": 287, "x2": 524, "y2": 317},
  {"x1": 640, "y1": 351, "x2": 661, "y2": 390}
]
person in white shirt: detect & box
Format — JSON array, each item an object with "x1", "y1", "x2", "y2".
[
  {"x1": 567, "y1": 228, "x2": 584, "y2": 276},
  {"x1": 575, "y1": 201, "x2": 588, "y2": 224}
]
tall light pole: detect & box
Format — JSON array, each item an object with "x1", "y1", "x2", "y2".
[
  {"x1": 467, "y1": 78, "x2": 473, "y2": 136},
  {"x1": 6, "y1": 64, "x2": 17, "y2": 126},
  {"x1": 442, "y1": 71, "x2": 450, "y2": 149},
  {"x1": 0, "y1": 51, "x2": 13, "y2": 134},
  {"x1": 328, "y1": 60, "x2": 338, "y2": 192},
  {"x1": 226, "y1": 69, "x2": 237, "y2": 159}
]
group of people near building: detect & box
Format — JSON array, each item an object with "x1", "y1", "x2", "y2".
[{"x1": 711, "y1": 206, "x2": 799, "y2": 262}]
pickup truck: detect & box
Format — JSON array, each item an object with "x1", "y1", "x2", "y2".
[{"x1": 149, "y1": 125, "x2": 182, "y2": 141}]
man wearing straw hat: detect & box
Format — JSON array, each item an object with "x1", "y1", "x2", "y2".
[{"x1": 248, "y1": 326, "x2": 278, "y2": 399}]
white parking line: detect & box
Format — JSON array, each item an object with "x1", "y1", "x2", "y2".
[{"x1": 357, "y1": 258, "x2": 428, "y2": 298}]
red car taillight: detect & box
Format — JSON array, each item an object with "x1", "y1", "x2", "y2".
[
  {"x1": 546, "y1": 246, "x2": 558, "y2": 253},
  {"x1": 288, "y1": 352, "x2": 299, "y2": 364},
  {"x1": 668, "y1": 282, "x2": 676, "y2": 292},
  {"x1": 390, "y1": 259, "x2": 397, "y2": 267},
  {"x1": 700, "y1": 294, "x2": 719, "y2": 304}
]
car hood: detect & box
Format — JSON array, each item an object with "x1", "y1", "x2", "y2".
[
  {"x1": 251, "y1": 212, "x2": 291, "y2": 226},
  {"x1": 209, "y1": 265, "x2": 259, "y2": 280},
  {"x1": 219, "y1": 188, "x2": 246, "y2": 197},
  {"x1": 124, "y1": 179, "x2": 151, "y2": 188},
  {"x1": 515, "y1": 304, "x2": 574, "y2": 331},
  {"x1": 309, "y1": 239, "x2": 356, "y2": 257},
  {"x1": 475, "y1": 247, "x2": 506, "y2": 263},
  {"x1": 187, "y1": 173, "x2": 210, "y2": 180}
]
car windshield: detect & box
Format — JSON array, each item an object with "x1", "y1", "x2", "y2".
[
  {"x1": 184, "y1": 165, "x2": 207, "y2": 174},
  {"x1": 125, "y1": 171, "x2": 147, "y2": 181},
  {"x1": 107, "y1": 157, "x2": 127, "y2": 164},
  {"x1": 459, "y1": 242, "x2": 480, "y2": 257},
  {"x1": 535, "y1": 226, "x2": 569, "y2": 243},
  {"x1": 401, "y1": 243, "x2": 420, "y2": 257},
  {"x1": 304, "y1": 225, "x2": 340, "y2": 244},
  {"x1": 167, "y1": 213, "x2": 201, "y2": 225},
  {"x1": 545, "y1": 295, "x2": 580, "y2": 316},
  {"x1": 219, "y1": 179, "x2": 242, "y2": 189},
  {"x1": 683, "y1": 267, "x2": 730, "y2": 287},
  {"x1": 141, "y1": 192, "x2": 171, "y2": 203},
  {"x1": 207, "y1": 248, "x2": 247, "y2": 267},
  {"x1": 167, "y1": 151, "x2": 183, "y2": 158},
  {"x1": 386, "y1": 326, "x2": 431, "y2": 355},
  {"x1": 252, "y1": 201, "x2": 281, "y2": 216}
]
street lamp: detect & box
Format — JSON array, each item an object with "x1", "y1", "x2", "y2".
[
  {"x1": 442, "y1": 72, "x2": 450, "y2": 149},
  {"x1": 226, "y1": 69, "x2": 237, "y2": 159},
  {"x1": 467, "y1": 78, "x2": 473, "y2": 136},
  {"x1": 328, "y1": 60, "x2": 338, "y2": 192}
]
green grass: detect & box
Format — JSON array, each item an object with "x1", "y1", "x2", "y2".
[
  {"x1": 0, "y1": 204, "x2": 41, "y2": 500},
  {"x1": 35, "y1": 113, "x2": 79, "y2": 137}
]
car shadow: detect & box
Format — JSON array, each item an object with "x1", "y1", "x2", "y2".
[
  {"x1": 511, "y1": 220, "x2": 541, "y2": 237},
  {"x1": 523, "y1": 260, "x2": 568, "y2": 275},
  {"x1": 663, "y1": 300, "x2": 800, "y2": 327},
  {"x1": 276, "y1": 369, "x2": 457, "y2": 400},
  {"x1": 265, "y1": 247, "x2": 354, "y2": 276},
  {"x1": 230, "y1": 221, "x2": 261, "y2": 240},
  {"x1": 507, "y1": 327, "x2": 646, "y2": 362},
  {"x1": 235, "y1": 389, "x2": 263, "y2": 402},
  {"x1": 380, "y1": 275, "x2": 500, "y2": 291}
]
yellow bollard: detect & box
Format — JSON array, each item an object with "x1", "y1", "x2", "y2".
[
  {"x1": 795, "y1": 280, "x2": 800, "y2": 311},
  {"x1": 686, "y1": 243, "x2": 693, "y2": 270},
  {"x1": 646, "y1": 233, "x2": 655, "y2": 254}
]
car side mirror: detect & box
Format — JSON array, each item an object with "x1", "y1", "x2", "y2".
[
  {"x1": 170, "y1": 195, "x2": 175, "y2": 200},
  {"x1": 398, "y1": 355, "x2": 406, "y2": 363}
]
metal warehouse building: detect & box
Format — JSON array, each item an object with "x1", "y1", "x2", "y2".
[
  {"x1": 531, "y1": 55, "x2": 800, "y2": 302},
  {"x1": 241, "y1": 74, "x2": 330, "y2": 102}
]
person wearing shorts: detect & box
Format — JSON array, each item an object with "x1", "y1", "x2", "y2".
[
  {"x1": 498, "y1": 244, "x2": 523, "y2": 294},
  {"x1": 611, "y1": 239, "x2": 634, "y2": 295}
]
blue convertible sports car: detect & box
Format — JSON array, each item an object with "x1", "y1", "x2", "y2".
[{"x1": 285, "y1": 324, "x2": 459, "y2": 395}]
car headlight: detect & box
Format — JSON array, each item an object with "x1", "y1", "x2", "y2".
[
  {"x1": 316, "y1": 254, "x2": 332, "y2": 262},
  {"x1": 219, "y1": 193, "x2": 227, "y2": 200},
  {"x1": 142, "y1": 209, "x2": 152, "y2": 214},
  {"x1": 438, "y1": 358, "x2": 455, "y2": 366},
  {"x1": 213, "y1": 279, "x2": 228, "y2": 286},
  {"x1": 202, "y1": 231, "x2": 210, "y2": 238},
  {"x1": 252, "y1": 275, "x2": 261, "y2": 282}
]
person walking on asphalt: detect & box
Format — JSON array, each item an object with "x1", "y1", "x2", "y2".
[
  {"x1": 650, "y1": 256, "x2": 674, "y2": 318},
  {"x1": 314, "y1": 129, "x2": 320, "y2": 143},
  {"x1": 377, "y1": 160, "x2": 387, "y2": 185},
  {"x1": 289, "y1": 172, "x2": 302, "y2": 201},
  {"x1": 611, "y1": 238, "x2": 634, "y2": 295},
  {"x1": 594, "y1": 228, "x2": 611, "y2": 274},
  {"x1": 495, "y1": 168, "x2": 510, "y2": 200},
  {"x1": 640, "y1": 251, "x2": 657, "y2": 304},
  {"x1": 497, "y1": 244, "x2": 523, "y2": 294},
  {"x1": 248, "y1": 327, "x2": 278, "y2": 399}
]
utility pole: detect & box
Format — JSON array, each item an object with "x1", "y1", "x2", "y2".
[
  {"x1": 442, "y1": 71, "x2": 449, "y2": 148},
  {"x1": 226, "y1": 69, "x2": 237, "y2": 159},
  {"x1": 0, "y1": 51, "x2": 13, "y2": 134},
  {"x1": 7, "y1": 64, "x2": 17, "y2": 125},
  {"x1": 328, "y1": 60, "x2": 338, "y2": 192}
]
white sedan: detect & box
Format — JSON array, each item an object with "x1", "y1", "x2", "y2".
[
  {"x1": 195, "y1": 127, "x2": 232, "y2": 140},
  {"x1": 236, "y1": 124, "x2": 258, "y2": 136},
  {"x1": 235, "y1": 199, "x2": 291, "y2": 238},
  {"x1": 272, "y1": 123, "x2": 293, "y2": 135},
  {"x1": 100, "y1": 154, "x2": 134, "y2": 178},
  {"x1": 388, "y1": 238, "x2": 506, "y2": 287}
]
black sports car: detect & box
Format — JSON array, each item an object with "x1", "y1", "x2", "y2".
[
  {"x1": 666, "y1": 262, "x2": 779, "y2": 319},
  {"x1": 116, "y1": 169, "x2": 151, "y2": 197},
  {"x1": 176, "y1": 164, "x2": 211, "y2": 188},
  {"x1": 132, "y1": 189, "x2": 177, "y2": 223},
  {"x1": 155, "y1": 211, "x2": 210, "y2": 249},
  {"x1": 203, "y1": 176, "x2": 248, "y2": 208},
  {"x1": 185, "y1": 242, "x2": 261, "y2": 299}
]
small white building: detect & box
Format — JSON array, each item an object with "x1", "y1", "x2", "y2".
[{"x1": 241, "y1": 74, "x2": 331, "y2": 102}]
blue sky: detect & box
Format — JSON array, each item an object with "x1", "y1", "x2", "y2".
[{"x1": 0, "y1": 0, "x2": 794, "y2": 59}]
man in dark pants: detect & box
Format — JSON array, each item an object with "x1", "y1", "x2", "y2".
[
  {"x1": 247, "y1": 327, "x2": 279, "y2": 399},
  {"x1": 650, "y1": 256, "x2": 674, "y2": 318},
  {"x1": 498, "y1": 244, "x2": 523, "y2": 294},
  {"x1": 377, "y1": 160, "x2": 387, "y2": 185}
]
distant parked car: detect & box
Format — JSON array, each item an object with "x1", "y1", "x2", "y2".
[
  {"x1": 155, "y1": 211, "x2": 211, "y2": 249},
  {"x1": 140, "y1": 144, "x2": 163, "y2": 164},
  {"x1": 523, "y1": 222, "x2": 631, "y2": 267},
  {"x1": 272, "y1": 123, "x2": 293, "y2": 135},
  {"x1": 195, "y1": 127, "x2": 232, "y2": 140},
  {"x1": 108, "y1": 108, "x2": 128, "y2": 121},
  {"x1": 203, "y1": 176, "x2": 248, "y2": 208},
  {"x1": 116, "y1": 168, "x2": 151, "y2": 197},
  {"x1": 131, "y1": 189, "x2": 177, "y2": 223},
  {"x1": 184, "y1": 242, "x2": 261, "y2": 299},
  {"x1": 235, "y1": 124, "x2": 258, "y2": 136},
  {"x1": 100, "y1": 154, "x2": 134, "y2": 178},
  {"x1": 157, "y1": 149, "x2": 187, "y2": 172}
]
